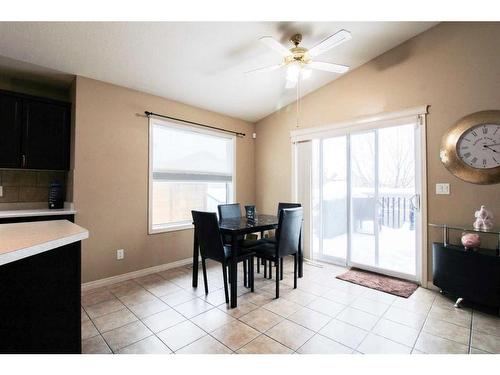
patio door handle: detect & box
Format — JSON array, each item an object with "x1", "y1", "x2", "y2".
[{"x1": 410, "y1": 194, "x2": 421, "y2": 212}]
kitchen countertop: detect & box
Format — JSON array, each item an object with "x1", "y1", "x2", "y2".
[
  {"x1": 0, "y1": 207, "x2": 76, "y2": 219},
  {"x1": 0, "y1": 220, "x2": 88, "y2": 266}
]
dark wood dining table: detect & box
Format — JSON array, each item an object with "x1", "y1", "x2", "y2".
[{"x1": 192, "y1": 214, "x2": 303, "y2": 308}]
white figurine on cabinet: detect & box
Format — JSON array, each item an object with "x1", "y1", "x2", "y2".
[{"x1": 473, "y1": 205, "x2": 494, "y2": 230}]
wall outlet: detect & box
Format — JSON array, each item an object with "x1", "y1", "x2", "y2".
[
  {"x1": 116, "y1": 249, "x2": 124, "y2": 260},
  {"x1": 436, "y1": 183, "x2": 450, "y2": 195},
  {"x1": 0, "y1": 185, "x2": 3, "y2": 197}
]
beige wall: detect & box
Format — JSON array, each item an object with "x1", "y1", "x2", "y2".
[
  {"x1": 255, "y1": 22, "x2": 500, "y2": 279},
  {"x1": 74, "y1": 76, "x2": 255, "y2": 282}
]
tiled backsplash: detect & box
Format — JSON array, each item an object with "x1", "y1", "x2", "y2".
[{"x1": 0, "y1": 170, "x2": 67, "y2": 203}]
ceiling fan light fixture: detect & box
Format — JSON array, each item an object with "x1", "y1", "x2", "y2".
[
  {"x1": 286, "y1": 62, "x2": 311, "y2": 84},
  {"x1": 286, "y1": 62, "x2": 301, "y2": 83}
]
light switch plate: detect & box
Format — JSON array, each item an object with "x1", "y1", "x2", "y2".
[
  {"x1": 436, "y1": 183, "x2": 450, "y2": 195},
  {"x1": 116, "y1": 249, "x2": 124, "y2": 260},
  {"x1": 0, "y1": 185, "x2": 3, "y2": 197}
]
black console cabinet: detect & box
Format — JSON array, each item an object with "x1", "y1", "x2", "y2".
[
  {"x1": 0, "y1": 89, "x2": 71, "y2": 171},
  {"x1": 433, "y1": 243, "x2": 500, "y2": 310}
]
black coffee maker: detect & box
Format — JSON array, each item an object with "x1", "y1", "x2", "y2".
[{"x1": 48, "y1": 180, "x2": 64, "y2": 209}]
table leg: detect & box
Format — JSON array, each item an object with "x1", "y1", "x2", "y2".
[
  {"x1": 192, "y1": 231, "x2": 199, "y2": 288},
  {"x1": 298, "y1": 231, "x2": 303, "y2": 278},
  {"x1": 230, "y1": 234, "x2": 239, "y2": 308}
]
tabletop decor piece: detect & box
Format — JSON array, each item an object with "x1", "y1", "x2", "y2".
[
  {"x1": 440, "y1": 110, "x2": 500, "y2": 184},
  {"x1": 473, "y1": 205, "x2": 494, "y2": 230},
  {"x1": 461, "y1": 232, "x2": 481, "y2": 250},
  {"x1": 245, "y1": 205, "x2": 256, "y2": 221}
]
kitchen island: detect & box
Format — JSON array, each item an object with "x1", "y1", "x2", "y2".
[{"x1": 0, "y1": 220, "x2": 88, "y2": 353}]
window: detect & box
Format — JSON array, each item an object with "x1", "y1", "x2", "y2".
[{"x1": 149, "y1": 118, "x2": 235, "y2": 233}]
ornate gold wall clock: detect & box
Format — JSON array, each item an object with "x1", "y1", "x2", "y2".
[{"x1": 440, "y1": 110, "x2": 500, "y2": 184}]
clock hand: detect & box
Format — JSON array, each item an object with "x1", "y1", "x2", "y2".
[
  {"x1": 484, "y1": 143, "x2": 500, "y2": 147},
  {"x1": 483, "y1": 145, "x2": 499, "y2": 153}
]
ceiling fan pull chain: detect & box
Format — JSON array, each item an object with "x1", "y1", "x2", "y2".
[{"x1": 296, "y1": 71, "x2": 301, "y2": 128}]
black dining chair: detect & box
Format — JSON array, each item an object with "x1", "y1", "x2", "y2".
[
  {"x1": 192, "y1": 210, "x2": 255, "y2": 304},
  {"x1": 249, "y1": 207, "x2": 303, "y2": 299},
  {"x1": 263, "y1": 202, "x2": 302, "y2": 280},
  {"x1": 218, "y1": 203, "x2": 266, "y2": 284}
]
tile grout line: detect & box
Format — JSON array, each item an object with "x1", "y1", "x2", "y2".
[
  {"x1": 178, "y1": 333, "x2": 234, "y2": 354},
  {"x1": 98, "y1": 279, "x2": 170, "y2": 353},
  {"x1": 203, "y1": 268, "x2": 314, "y2": 353},
  {"x1": 252, "y1": 293, "x2": 344, "y2": 352},
  {"x1": 81, "y1": 306, "x2": 114, "y2": 354},
  {"x1": 468, "y1": 307, "x2": 474, "y2": 354},
  {"x1": 352, "y1": 299, "x2": 393, "y2": 353},
  {"x1": 116, "y1": 287, "x2": 188, "y2": 354},
  {"x1": 296, "y1": 281, "x2": 404, "y2": 352},
  {"x1": 418, "y1": 298, "x2": 475, "y2": 351},
  {"x1": 141, "y1": 268, "x2": 256, "y2": 353},
  {"x1": 180, "y1": 308, "x2": 235, "y2": 353},
  {"x1": 351, "y1": 287, "x2": 434, "y2": 353},
  {"x1": 294, "y1": 290, "x2": 390, "y2": 353},
  {"x1": 409, "y1": 295, "x2": 434, "y2": 354},
  {"x1": 82, "y1": 262, "x2": 491, "y2": 355},
  {"x1": 103, "y1": 302, "x2": 154, "y2": 353}
]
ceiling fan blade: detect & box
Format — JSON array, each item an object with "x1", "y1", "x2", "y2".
[
  {"x1": 259, "y1": 36, "x2": 292, "y2": 57},
  {"x1": 308, "y1": 29, "x2": 352, "y2": 58},
  {"x1": 309, "y1": 61, "x2": 350, "y2": 74},
  {"x1": 244, "y1": 64, "x2": 283, "y2": 74}
]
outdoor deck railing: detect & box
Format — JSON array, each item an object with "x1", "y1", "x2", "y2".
[{"x1": 379, "y1": 195, "x2": 415, "y2": 229}]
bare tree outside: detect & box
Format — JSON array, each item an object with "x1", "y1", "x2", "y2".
[{"x1": 350, "y1": 125, "x2": 415, "y2": 190}]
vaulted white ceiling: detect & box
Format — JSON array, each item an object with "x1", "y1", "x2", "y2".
[{"x1": 0, "y1": 22, "x2": 437, "y2": 122}]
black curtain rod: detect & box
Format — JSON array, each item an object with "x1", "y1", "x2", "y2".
[{"x1": 145, "y1": 111, "x2": 245, "y2": 137}]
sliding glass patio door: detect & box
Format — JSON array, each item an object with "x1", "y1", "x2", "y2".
[
  {"x1": 311, "y1": 122, "x2": 420, "y2": 281},
  {"x1": 312, "y1": 136, "x2": 348, "y2": 264}
]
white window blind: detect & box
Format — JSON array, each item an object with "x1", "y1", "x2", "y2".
[{"x1": 149, "y1": 118, "x2": 235, "y2": 233}]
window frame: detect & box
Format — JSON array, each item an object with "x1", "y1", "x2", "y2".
[{"x1": 148, "y1": 116, "x2": 236, "y2": 234}]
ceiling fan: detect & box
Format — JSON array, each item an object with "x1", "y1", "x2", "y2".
[{"x1": 247, "y1": 29, "x2": 352, "y2": 88}]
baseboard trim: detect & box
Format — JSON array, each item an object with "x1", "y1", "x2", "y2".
[
  {"x1": 81, "y1": 257, "x2": 194, "y2": 292},
  {"x1": 426, "y1": 281, "x2": 440, "y2": 291}
]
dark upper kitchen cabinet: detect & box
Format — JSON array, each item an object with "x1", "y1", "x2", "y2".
[
  {"x1": 0, "y1": 93, "x2": 23, "y2": 168},
  {"x1": 0, "y1": 90, "x2": 71, "y2": 171},
  {"x1": 24, "y1": 99, "x2": 70, "y2": 170}
]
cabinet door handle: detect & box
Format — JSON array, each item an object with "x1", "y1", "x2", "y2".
[{"x1": 22, "y1": 154, "x2": 26, "y2": 168}]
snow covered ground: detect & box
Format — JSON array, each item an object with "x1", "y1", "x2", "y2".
[{"x1": 314, "y1": 222, "x2": 416, "y2": 276}]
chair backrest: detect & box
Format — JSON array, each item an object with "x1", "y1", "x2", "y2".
[
  {"x1": 192, "y1": 210, "x2": 225, "y2": 261},
  {"x1": 218, "y1": 203, "x2": 241, "y2": 220},
  {"x1": 276, "y1": 207, "x2": 303, "y2": 257},
  {"x1": 277, "y1": 202, "x2": 301, "y2": 217}
]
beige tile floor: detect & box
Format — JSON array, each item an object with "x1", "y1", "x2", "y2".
[{"x1": 81, "y1": 258, "x2": 500, "y2": 354}]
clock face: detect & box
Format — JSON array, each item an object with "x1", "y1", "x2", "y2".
[{"x1": 457, "y1": 123, "x2": 500, "y2": 169}]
